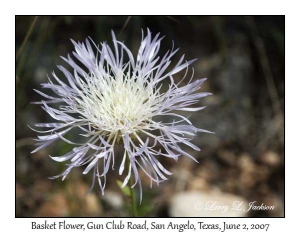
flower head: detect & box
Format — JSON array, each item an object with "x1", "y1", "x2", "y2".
[{"x1": 31, "y1": 29, "x2": 212, "y2": 201}]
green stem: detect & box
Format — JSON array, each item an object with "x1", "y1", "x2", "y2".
[
  {"x1": 129, "y1": 172, "x2": 138, "y2": 217},
  {"x1": 126, "y1": 156, "x2": 138, "y2": 217},
  {"x1": 16, "y1": 16, "x2": 39, "y2": 61}
]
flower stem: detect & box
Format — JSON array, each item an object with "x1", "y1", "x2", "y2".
[
  {"x1": 129, "y1": 172, "x2": 138, "y2": 217},
  {"x1": 126, "y1": 156, "x2": 138, "y2": 217}
]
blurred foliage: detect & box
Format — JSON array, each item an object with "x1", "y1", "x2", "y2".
[{"x1": 16, "y1": 16, "x2": 284, "y2": 217}]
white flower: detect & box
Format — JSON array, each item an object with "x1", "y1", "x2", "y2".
[{"x1": 31, "y1": 29, "x2": 212, "y2": 201}]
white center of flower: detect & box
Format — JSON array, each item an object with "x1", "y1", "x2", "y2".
[{"x1": 79, "y1": 70, "x2": 159, "y2": 138}]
